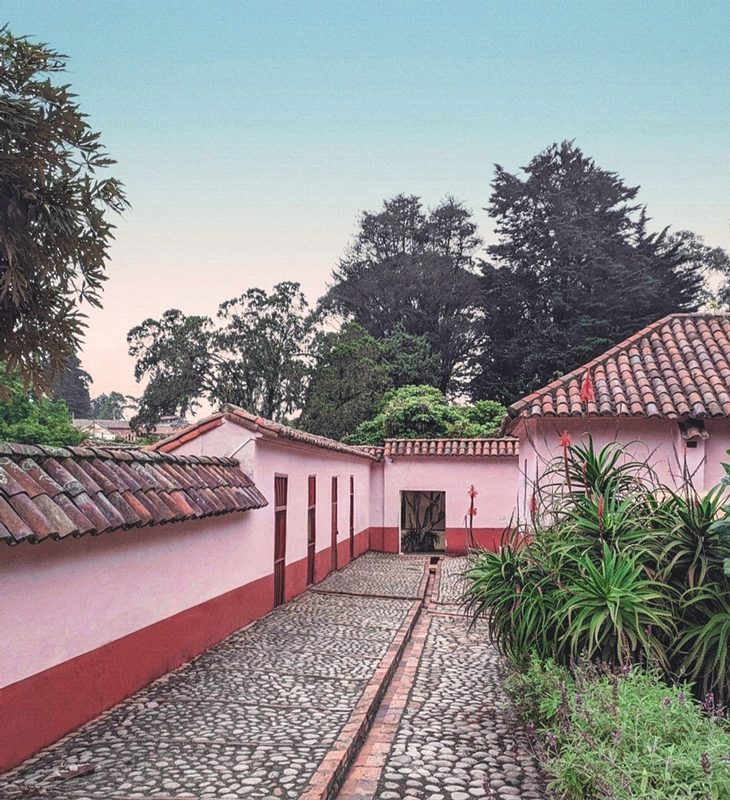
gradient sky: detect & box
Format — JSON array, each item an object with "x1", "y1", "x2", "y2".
[{"x1": 3, "y1": 1, "x2": 730, "y2": 408}]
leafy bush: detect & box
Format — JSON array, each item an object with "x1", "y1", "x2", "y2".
[
  {"x1": 344, "y1": 385, "x2": 506, "y2": 445},
  {"x1": 466, "y1": 436, "x2": 730, "y2": 702},
  {"x1": 508, "y1": 657, "x2": 730, "y2": 799},
  {"x1": 0, "y1": 370, "x2": 85, "y2": 446}
]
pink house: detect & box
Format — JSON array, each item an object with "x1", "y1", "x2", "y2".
[
  {"x1": 0, "y1": 408, "x2": 517, "y2": 772},
  {"x1": 154, "y1": 406, "x2": 520, "y2": 559},
  {"x1": 504, "y1": 313, "x2": 730, "y2": 518},
  {"x1": 9, "y1": 312, "x2": 724, "y2": 773}
]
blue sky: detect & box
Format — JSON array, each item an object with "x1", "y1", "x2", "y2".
[{"x1": 3, "y1": 1, "x2": 729, "y2": 399}]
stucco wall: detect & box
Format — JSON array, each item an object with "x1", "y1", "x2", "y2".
[
  {"x1": 378, "y1": 456, "x2": 519, "y2": 554},
  {"x1": 0, "y1": 510, "x2": 268, "y2": 691},
  {"x1": 515, "y1": 416, "x2": 730, "y2": 520},
  {"x1": 169, "y1": 420, "x2": 376, "y2": 578}
]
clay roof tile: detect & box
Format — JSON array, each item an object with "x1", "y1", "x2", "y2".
[{"x1": 508, "y1": 313, "x2": 730, "y2": 425}]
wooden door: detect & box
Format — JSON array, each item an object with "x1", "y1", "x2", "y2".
[
  {"x1": 307, "y1": 476, "x2": 316, "y2": 586},
  {"x1": 331, "y1": 476, "x2": 338, "y2": 571},
  {"x1": 349, "y1": 475, "x2": 355, "y2": 560},
  {"x1": 274, "y1": 476, "x2": 287, "y2": 607}
]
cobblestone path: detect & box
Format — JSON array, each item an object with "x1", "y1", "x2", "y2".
[
  {"x1": 369, "y1": 614, "x2": 546, "y2": 800},
  {"x1": 435, "y1": 557, "x2": 468, "y2": 606},
  {"x1": 338, "y1": 558, "x2": 547, "y2": 800},
  {"x1": 314, "y1": 553, "x2": 428, "y2": 599},
  {"x1": 1, "y1": 554, "x2": 546, "y2": 800},
  {"x1": 0, "y1": 554, "x2": 425, "y2": 800}
]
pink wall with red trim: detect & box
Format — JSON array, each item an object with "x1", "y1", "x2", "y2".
[
  {"x1": 377, "y1": 456, "x2": 519, "y2": 555},
  {"x1": 0, "y1": 417, "x2": 523, "y2": 772},
  {"x1": 514, "y1": 417, "x2": 730, "y2": 521}
]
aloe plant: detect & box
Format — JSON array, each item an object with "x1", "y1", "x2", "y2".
[{"x1": 466, "y1": 437, "x2": 730, "y2": 702}]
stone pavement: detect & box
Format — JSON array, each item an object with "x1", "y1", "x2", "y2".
[
  {"x1": 336, "y1": 558, "x2": 546, "y2": 800},
  {"x1": 0, "y1": 553, "x2": 546, "y2": 800}
]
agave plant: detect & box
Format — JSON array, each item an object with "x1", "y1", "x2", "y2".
[
  {"x1": 658, "y1": 486, "x2": 730, "y2": 589},
  {"x1": 675, "y1": 582, "x2": 730, "y2": 703},
  {"x1": 466, "y1": 534, "x2": 566, "y2": 664},
  {"x1": 467, "y1": 438, "x2": 730, "y2": 702},
  {"x1": 542, "y1": 436, "x2": 655, "y2": 500},
  {"x1": 556, "y1": 544, "x2": 673, "y2": 668}
]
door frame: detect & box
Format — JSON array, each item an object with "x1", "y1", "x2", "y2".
[
  {"x1": 349, "y1": 475, "x2": 355, "y2": 561},
  {"x1": 331, "y1": 476, "x2": 338, "y2": 571},
  {"x1": 307, "y1": 475, "x2": 316, "y2": 585},
  {"x1": 274, "y1": 475, "x2": 288, "y2": 606}
]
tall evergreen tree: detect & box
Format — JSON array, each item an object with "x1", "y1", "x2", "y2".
[
  {"x1": 51, "y1": 352, "x2": 92, "y2": 417},
  {"x1": 298, "y1": 323, "x2": 392, "y2": 440},
  {"x1": 321, "y1": 195, "x2": 482, "y2": 394},
  {"x1": 471, "y1": 142, "x2": 706, "y2": 404},
  {"x1": 380, "y1": 324, "x2": 440, "y2": 389}
]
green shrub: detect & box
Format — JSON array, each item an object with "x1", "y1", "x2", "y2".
[
  {"x1": 508, "y1": 657, "x2": 730, "y2": 799},
  {"x1": 345, "y1": 385, "x2": 506, "y2": 445},
  {"x1": 466, "y1": 436, "x2": 730, "y2": 701}
]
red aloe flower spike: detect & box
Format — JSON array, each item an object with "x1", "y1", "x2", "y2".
[
  {"x1": 468, "y1": 506, "x2": 478, "y2": 517},
  {"x1": 560, "y1": 430, "x2": 574, "y2": 495},
  {"x1": 560, "y1": 430, "x2": 572, "y2": 451},
  {"x1": 529, "y1": 492, "x2": 538, "y2": 517},
  {"x1": 580, "y1": 370, "x2": 595, "y2": 405},
  {"x1": 468, "y1": 486, "x2": 478, "y2": 499}
]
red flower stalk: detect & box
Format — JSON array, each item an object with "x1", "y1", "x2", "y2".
[
  {"x1": 529, "y1": 492, "x2": 538, "y2": 519},
  {"x1": 560, "y1": 430, "x2": 573, "y2": 495},
  {"x1": 468, "y1": 506, "x2": 478, "y2": 517},
  {"x1": 580, "y1": 371, "x2": 595, "y2": 405},
  {"x1": 468, "y1": 485, "x2": 478, "y2": 499}
]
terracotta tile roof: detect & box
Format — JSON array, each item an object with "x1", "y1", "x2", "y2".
[
  {"x1": 150, "y1": 406, "x2": 380, "y2": 461},
  {"x1": 0, "y1": 442, "x2": 267, "y2": 546},
  {"x1": 507, "y1": 313, "x2": 730, "y2": 426},
  {"x1": 380, "y1": 438, "x2": 518, "y2": 458}
]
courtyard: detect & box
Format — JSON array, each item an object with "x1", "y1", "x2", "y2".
[{"x1": 0, "y1": 554, "x2": 545, "y2": 800}]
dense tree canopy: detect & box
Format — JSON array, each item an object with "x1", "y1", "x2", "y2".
[
  {"x1": 89, "y1": 391, "x2": 129, "y2": 421},
  {"x1": 345, "y1": 385, "x2": 506, "y2": 446},
  {"x1": 0, "y1": 369, "x2": 84, "y2": 446},
  {"x1": 0, "y1": 28, "x2": 127, "y2": 395},
  {"x1": 321, "y1": 195, "x2": 482, "y2": 393},
  {"x1": 470, "y1": 142, "x2": 707, "y2": 404},
  {"x1": 51, "y1": 352, "x2": 91, "y2": 417},
  {"x1": 380, "y1": 324, "x2": 440, "y2": 389},
  {"x1": 130, "y1": 144, "x2": 728, "y2": 436},
  {"x1": 129, "y1": 282, "x2": 318, "y2": 429},
  {"x1": 298, "y1": 323, "x2": 392, "y2": 440}
]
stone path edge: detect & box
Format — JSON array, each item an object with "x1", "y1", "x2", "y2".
[
  {"x1": 299, "y1": 598, "x2": 423, "y2": 800},
  {"x1": 299, "y1": 560, "x2": 432, "y2": 800}
]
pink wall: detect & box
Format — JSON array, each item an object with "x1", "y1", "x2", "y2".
[
  {"x1": 514, "y1": 416, "x2": 730, "y2": 521},
  {"x1": 0, "y1": 419, "x2": 378, "y2": 771},
  {"x1": 0, "y1": 512, "x2": 269, "y2": 691},
  {"x1": 170, "y1": 419, "x2": 375, "y2": 580},
  {"x1": 379, "y1": 456, "x2": 519, "y2": 554}
]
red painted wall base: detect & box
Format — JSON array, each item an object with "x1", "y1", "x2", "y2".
[
  {"x1": 0, "y1": 573, "x2": 274, "y2": 774},
  {"x1": 445, "y1": 527, "x2": 504, "y2": 555},
  {"x1": 368, "y1": 526, "x2": 504, "y2": 556},
  {"x1": 0, "y1": 526, "x2": 398, "y2": 774},
  {"x1": 368, "y1": 527, "x2": 400, "y2": 553}
]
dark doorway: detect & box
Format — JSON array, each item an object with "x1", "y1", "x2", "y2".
[
  {"x1": 274, "y1": 476, "x2": 288, "y2": 606},
  {"x1": 400, "y1": 491, "x2": 446, "y2": 553},
  {"x1": 331, "y1": 476, "x2": 338, "y2": 571},
  {"x1": 349, "y1": 476, "x2": 355, "y2": 560},
  {"x1": 307, "y1": 476, "x2": 316, "y2": 586}
]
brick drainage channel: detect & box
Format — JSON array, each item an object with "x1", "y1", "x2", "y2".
[{"x1": 0, "y1": 553, "x2": 547, "y2": 800}]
